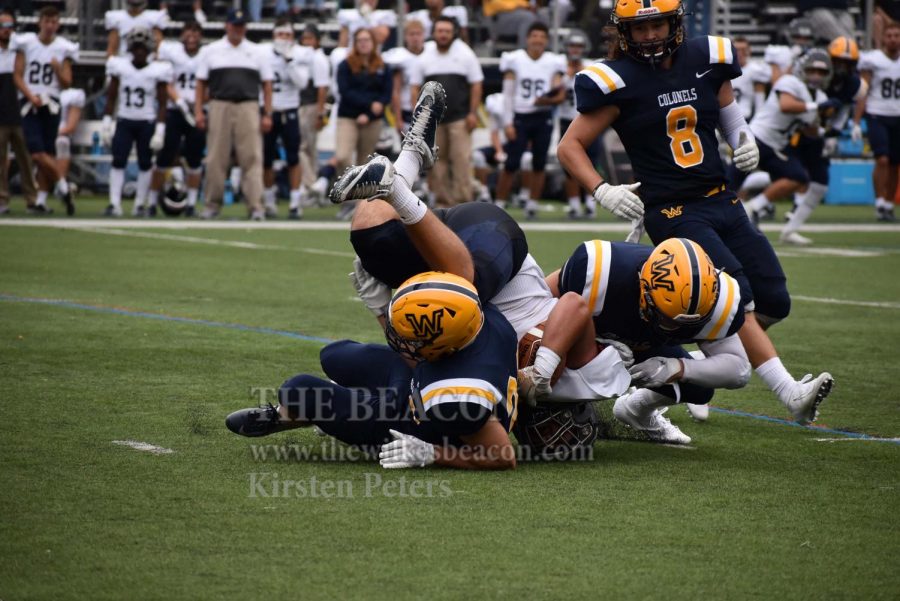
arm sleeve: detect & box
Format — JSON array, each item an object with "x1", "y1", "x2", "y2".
[
  {"x1": 683, "y1": 335, "x2": 751, "y2": 389},
  {"x1": 718, "y1": 99, "x2": 754, "y2": 150}
]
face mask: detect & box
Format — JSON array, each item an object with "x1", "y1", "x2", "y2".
[{"x1": 274, "y1": 38, "x2": 293, "y2": 56}]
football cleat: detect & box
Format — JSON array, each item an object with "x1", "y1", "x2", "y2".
[
  {"x1": 28, "y1": 204, "x2": 53, "y2": 215},
  {"x1": 685, "y1": 403, "x2": 709, "y2": 422},
  {"x1": 103, "y1": 204, "x2": 122, "y2": 217},
  {"x1": 877, "y1": 206, "x2": 896, "y2": 222},
  {"x1": 288, "y1": 207, "x2": 302, "y2": 220},
  {"x1": 329, "y1": 154, "x2": 394, "y2": 204},
  {"x1": 61, "y1": 189, "x2": 75, "y2": 216},
  {"x1": 758, "y1": 202, "x2": 776, "y2": 221},
  {"x1": 199, "y1": 206, "x2": 219, "y2": 220},
  {"x1": 780, "y1": 230, "x2": 813, "y2": 245},
  {"x1": 225, "y1": 403, "x2": 291, "y2": 437},
  {"x1": 786, "y1": 372, "x2": 833, "y2": 425},
  {"x1": 132, "y1": 205, "x2": 146, "y2": 218},
  {"x1": 402, "y1": 81, "x2": 446, "y2": 171},
  {"x1": 517, "y1": 366, "x2": 552, "y2": 406},
  {"x1": 613, "y1": 392, "x2": 692, "y2": 444},
  {"x1": 249, "y1": 209, "x2": 266, "y2": 221}
]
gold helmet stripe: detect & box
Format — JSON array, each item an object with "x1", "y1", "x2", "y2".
[
  {"x1": 393, "y1": 281, "x2": 481, "y2": 306},
  {"x1": 677, "y1": 238, "x2": 701, "y2": 315},
  {"x1": 704, "y1": 272, "x2": 737, "y2": 340}
]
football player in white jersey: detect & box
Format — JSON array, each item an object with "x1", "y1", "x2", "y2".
[
  {"x1": 55, "y1": 86, "x2": 84, "y2": 186},
  {"x1": 558, "y1": 30, "x2": 601, "y2": 219},
  {"x1": 261, "y1": 18, "x2": 312, "y2": 219},
  {"x1": 105, "y1": 0, "x2": 168, "y2": 57},
  {"x1": 149, "y1": 20, "x2": 204, "y2": 217},
  {"x1": 383, "y1": 19, "x2": 425, "y2": 134},
  {"x1": 13, "y1": 5, "x2": 78, "y2": 216},
  {"x1": 730, "y1": 37, "x2": 773, "y2": 121},
  {"x1": 494, "y1": 22, "x2": 567, "y2": 219},
  {"x1": 729, "y1": 50, "x2": 832, "y2": 227},
  {"x1": 337, "y1": 0, "x2": 396, "y2": 48},
  {"x1": 101, "y1": 28, "x2": 170, "y2": 217},
  {"x1": 856, "y1": 23, "x2": 900, "y2": 221}
]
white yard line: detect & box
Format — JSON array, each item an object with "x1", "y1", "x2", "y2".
[
  {"x1": 111, "y1": 440, "x2": 175, "y2": 455},
  {"x1": 793, "y1": 295, "x2": 900, "y2": 310},
  {"x1": 814, "y1": 437, "x2": 900, "y2": 443}
]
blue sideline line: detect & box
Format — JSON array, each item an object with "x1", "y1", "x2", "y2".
[
  {"x1": 3, "y1": 292, "x2": 898, "y2": 445},
  {"x1": 0, "y1": 293, "x2": 334, "y2": 344}
]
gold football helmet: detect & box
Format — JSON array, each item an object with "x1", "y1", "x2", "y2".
[
  {"x1": 610, "y1": 0, "x2": 685, "y2": 65},
  {"x1": 828, "y1": 36, "x2": 860, "y2": 62},
  {"x1": 639, "y1": 238, "x2": 720, "y2": 333},
  {"x1": 386, "y1": 271, "x2": 484, "y2": 362}
]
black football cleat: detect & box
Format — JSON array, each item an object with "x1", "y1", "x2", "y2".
[
  {"x1": 226, "y1": 403, "x2": 292, "y2": 437},
  {"x1": 61, "y1": 190, "x2": 75, "y2": 216},
  {"x1": 402, "y1": 80, "x2": 446, "y2": 171}
]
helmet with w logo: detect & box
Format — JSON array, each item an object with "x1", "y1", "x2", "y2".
[
  {"x1": 639, "y1": 238, "x2": 719, "y2": 333},
  {"x1": 611, "y1": 0, "x2": 685, "y2": 66},
  {"x1": 386, "y1": 271, "x2": 484, "y2": 362}
]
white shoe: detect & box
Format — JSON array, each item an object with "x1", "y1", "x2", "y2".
[
  {"x1": 685, "y1": 403, "x2": 709, "y2": 422},
  {"x1": 785, "y1": 372, "x2": 833, "y2": 425},
  {"x1": 613, "y1": 392, "x2": 692, "y2": 444},
  {"x1": 249, "y1": 209, "x2": 266, "y2": 221},
  {"x1": 780, "y1": 230, "x2": 813, "y2": 245}
]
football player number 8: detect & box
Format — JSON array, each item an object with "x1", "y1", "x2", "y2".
[{"x1": 666, "y1": 106, "x2": 703, "y2": 168}]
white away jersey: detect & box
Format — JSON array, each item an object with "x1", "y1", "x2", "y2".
[
  {"x1": 499, "y1": 49, "x2": 566, "y2": 114},
  {"x1": 59, "y1": 87, "x2": 85, "y2": 126},
  {"x1": 382, "y1": 46, "x2": 421, "y2": 112},
  {"x1": 558, "y1": 62, "x2": 582, "y2": 121},
  {"x1": 858, "y1": 50, "x2": 900, "y2": 117},
  {"x1": 406, "y1": 6, "x2": 469, "y2": 35},
  {"x1": 157, "y1": 40, "x2": 201, "y2": 105},
  {"x1": 105, "y1": 9, "x2": 169, "y2": 55},
  {"x1": 260, "y1": 43, "x2": 312, "y2": 111},
  {"x1": 484, "y1": 92, "x2": 505, "y2": 132},
  {"x1": 14, "y1": 33, "x2": 79, "y2": 98},
  {"x1": 337, "y1": 8, "x2": 397, "y2": 39},
  {"x1": 107, "y1": 57, "x2": 170, "y2": 121},
  {"x1": 750, "y1": 73, "x2": 826, "y2": 150},
  {"x1": 731, "y1": 60, "x2": 769, "y2": 119}
]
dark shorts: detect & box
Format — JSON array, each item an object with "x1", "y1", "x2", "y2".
[
  {"x1": 156, "y1": 108, "x2": 206, "y2": 169},
  {"x1": 788, "y1": 134, "x2": 829, "y2": 185},
  {"x1": 21, "y1": 103, "x2": 61, "y2": 155},
  {"x1": 865, "y1": 114, "x2": 900, "y2": 163},
  {"x1": 350, "y1": 202, "x2": 528, "y2": 301},
  {"x1": 263, "y1": 109, "x2": 301, "y2": 168},
  {"x1": 504, "y1": 111, "x2": 554, "y2": 173},
  {"x1": 476, "y1": 142, "x2": 513, "y2": 167},
  {"x1": 111, "y1": 118, "x2": 154, "y2": 170},
  {"x1": 727, "y1": 138, "x2": 809, "y2": 190},
  {"x1": 644, "y1": 191, "x2": 791, "y2": 320}
]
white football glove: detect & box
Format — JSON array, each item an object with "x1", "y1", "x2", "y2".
[
  {"x1": 823, "y1": 137, "x2": 839, "y2": 157},
  {"x1": 733, "y1": 130, "x2": 759, "y2": 172},
  {"x1": 850, "y1": 122, "x2": 863, "y2": 143},
  {"x1": 100, "y1": 115, "x2": 115, "y2": 146},
  {"x1": 628, "y1": 357, "x2": 683, "y2": 388},
  {"x1": 150, "y1": 122, "x2": 166, "y2": 152},
  {"x1": 349, "y1": 256, "x2": 391, "y2": 317},
  {"x1": 593, "y1": 182, "x2": 643, "y2": 220},
  {"x1": 596, "y1": 337, "x2": 635, "y2": 368},
  {"x1": 175, "y1": 97, "x2": 197, "y2": 128},
  {"x1": 379, "y1": 429, "x2": 436, "y2": 469}
]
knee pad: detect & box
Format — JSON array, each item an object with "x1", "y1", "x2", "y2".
[
  {"x1": 55, "y1": 136, "x2": 70, "y2": 159},
  {"x1": 521, "y1": 151, "x2": 533, "y2": 172}
]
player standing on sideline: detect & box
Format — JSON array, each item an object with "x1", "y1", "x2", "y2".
[
  {"x1": 55, "y1": 85, "x2": 84, "y2": 187},
  {"x1": 780, "y1": 39, "x2": 868, "y2": 244},
  {"x1": 261, "y1": 18, "x2": 311, "y2": 219},
  {"x1": 100, "y1": 28, "x2": 169, "y2": 217},
  {"x1": 149, "y1": 20, "x2": 204, "y2": 218},
  {"x1": 731, "y1": 50, "x2": 832, "y2": 238},
  {"x1": 559, "y1": 30, "x2": 601, "y2": 219},
  {"x1": 383, "y1": 19, "x2": 425, "y2": 134},
  {"x1": 494, "y1": 22, "x2": 567, "y2": 219},
  {"x1": 298, "y1": 25, "x2": 330, "y2": 197},
  {"x1": 558, "y1": 0, "x2": 833, "y2": 424},
  {"x1": 856, "y1": 23, "x2": 900, "y2": 222},
  {"x1": 12, "y1": 5, "x2": 77, "y2": 216},
  {"x1": 105, "y1": 0, "x2": 168, "y2": 57}
]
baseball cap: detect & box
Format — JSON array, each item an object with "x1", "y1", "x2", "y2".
[{"x1": 226, "y1": 8, "x2": 248, "y2": 25}]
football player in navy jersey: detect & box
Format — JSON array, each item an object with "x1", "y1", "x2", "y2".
[
  {"x1": 557, "y1": 0, "x2": 833, "y2": 425},
  {"x1": 551, "y1": 237, "x2": 750, "y2": 442}
]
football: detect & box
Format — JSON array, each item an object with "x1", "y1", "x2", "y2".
[{"x1": 517, "y1": 322, "x2": 566, "y2": 382}]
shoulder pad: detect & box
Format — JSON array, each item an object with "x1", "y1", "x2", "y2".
[
  {"x1": 696, "y1": 271, "x2": 742, "y2": 340},
  {"x1": 707, "y1": 36, "x2": 735, "y2": 65},
  {"x1": 577, "y1": 60, "x2": 625, "y2": 94}
]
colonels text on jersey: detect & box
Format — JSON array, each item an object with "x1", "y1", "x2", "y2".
[{"x1": 574, "y1": 36, "x2": 741, "y2": 205}]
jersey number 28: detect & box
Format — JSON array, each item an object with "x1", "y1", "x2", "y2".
[{"x1": 666, "y1": 106, "x2": 703, "y2": 168}]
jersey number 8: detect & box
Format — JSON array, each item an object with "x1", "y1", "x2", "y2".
[{"x1": 666, "y1": 106, "x2": 704, "y2": 169}]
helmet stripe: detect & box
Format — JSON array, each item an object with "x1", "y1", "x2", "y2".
[
  {"x1": 394, "y1": 281, "x2": 481, "y2": 305},
  {"x1": 679, "y1": 238, "x2": 701, "y2": 315}
]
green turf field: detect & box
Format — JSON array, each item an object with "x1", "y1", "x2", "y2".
[{"x1": 1, "y1": 202, "x2": 898, "y2": 600}]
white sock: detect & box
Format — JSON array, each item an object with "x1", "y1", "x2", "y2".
[
  {"x1": 36, "y1": 190, "x2": 48, "y2": 206},
  {"x1": 136, "y1": 170, "x2": 152, "y2": 207},
  {"x1": 567, "y1": 196, "x2": 580, "y2": 211},
  {"x1": 748, "y1": 193, "x2": 770, "y2": 212},
  {"x1": 585, "y1": 197, "x2": 596, "y2": 213},
  {"x1": 389, "y1": 176, "x2": 427, "y2": 225},
  {"x1": 264, "y1": 186, "x2": 277, "y2": 208},
  {"x1": 56, "y1": 178, "x2": 69, "y2": 195},
  {"x1": 786, "y1": 183, "x2": 825, "y2": 232},
  {"x1": 148, "y1": 189, "x2": 160, "y2": 208},
  {"x1": 533, "y1": 346, "x2": 561, "y2": 381},
  {"x1": 755, "y1": 357, "x2": 796, "y2": 406},
  {"x1": 875, "y1": 197, "x2": 890, "y2": 210},
  {"x1": 186, "y1": 188, "x2": 198, "y2": 207},
  {"x1": 289, "y1": 188, "x2": 302, "y2": 209},
  {"x1": 230, "y1": 167, "x2": 242, "y2": 190},
  {"x1": 393, "y1": 150, "x2": 421, "y2": 188},
  {"x1": 632, "y1": 388, "x2": 674, "y2": 414},
  {"x1": 110, "y1": 168, "x2": 125, "y2": 209}
]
